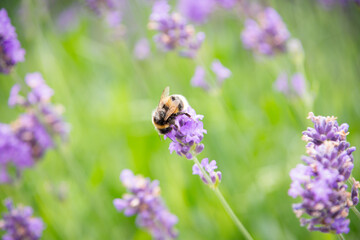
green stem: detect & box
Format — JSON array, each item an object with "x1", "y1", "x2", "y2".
[
  {"x1": 351, "y1": 206, "x2": 360, "y2": 221},
  {"x1": 337, "y1": 234, "x2": 345, "y2": 240},
  {"x1": 192, "y1": 156, "x2": 254, "y2": 240}
]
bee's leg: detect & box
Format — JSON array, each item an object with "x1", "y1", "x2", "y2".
[
  {"x1": 173, "y1": 112, "x2": 191, "y2": 118},
  {"x1": 171, "y1": 124, "x2": 179, "y2": 131}
]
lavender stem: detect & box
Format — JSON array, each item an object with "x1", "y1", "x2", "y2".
[
  {"x1": 351, "y1": 206, "x2": 360, "y2": 220},
  {"x1": 337, "y1": 234, "x2": 345, "y2": 240},
  {"x1": 192, "y1": 156, "x2": 253, "y2": 240}
]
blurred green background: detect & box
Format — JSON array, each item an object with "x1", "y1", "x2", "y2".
[{"x1": 1, "y1": 0, "x2": 360, "y2": 239}]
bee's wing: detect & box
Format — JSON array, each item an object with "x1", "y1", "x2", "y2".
[
  {"x1": 158, "y1": 86, "x2": 170, "y2": 107},
  {"x1": 164, "y1": 99, "x2": 180, "y2": 121}
]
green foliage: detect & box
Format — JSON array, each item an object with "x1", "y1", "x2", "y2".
[{"x1": 0, "y1": 0, "x2": 360, "y2": 239}]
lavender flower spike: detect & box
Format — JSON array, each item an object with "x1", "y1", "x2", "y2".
[
  {"x1": 191, "y1": 66, "x2": 210, "y2": 91},
  {"x1": 0, "y1": 199, "x2": 44, "y2": 240},
  {"x1": 0, "y1": 8, "x2": 26, "y2": 74},
  {"x1": 148, "y1": 0, "x2": 205, "y2": 58},
  {"x1": 113, "y1": 169, "x2": 178, "y2": 240},
  {"x1": 289, "y1": 112, "x2": 359, "y2": 234},
  {"x1": 274, "y1": 72, "x2": 307, "y2": 98},
  {"x1": 211, "y1": 59, "x2": 231, "y2": 85},
  {"x1": 241, "y1": 7, "x2": 290, "y2": 56},
  {"x1": 134, "y1": 38, "x2": 150, "y2": 60},
  {"x1": 165, "y1": 106, "x2": 207, "y2": 159},
  {"x1": 8, "y1": 72, "x2": 70, "y2": 141},
  {"x1": 0, "y1": 124, "x2": 33, "y2": 183},
  {"x1": 193, "y1": 158, "x2": 222, "y2": 185},
  {"x1": 178, "y1": 0, "x2": 215, "y2": 24}
]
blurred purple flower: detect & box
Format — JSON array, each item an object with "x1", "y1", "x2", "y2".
[
  {"x1": 86, "y1": 0, "x2": 115, "y2": 15},
  {"x1": 86, "y1": 0, "x2": 122, "y2": 28},
  {"x1": 215, "y1": 0, "x2": 237, "y2": 8},
  {"x1": 56, "y1": 4, "x2": 81, "y2": 33},
  {"x1": 40, "y1": 104, "x2": 70, "y2": 141},
  {"x1": 105, "y1": 10, "x2": 122, "y2": 27},
  {"x1": 165, "y1": 106, "x2": 207, "y2": 159},
  {"x1": 133, "y1": 38, "x2": 151, "y2": 60},
  {"x1": 12, "y1": 113, "x2": 54, "y2": 160},
  {"x1": 178, "y1": 0, "x2": 215, "y2": 24},
  {"x1": 25, "y1": 72, "x2": 54, "y2": 105},
  {"x1": 291, "y1": 73, "x2": 306, "y2": 97},
  {"x1": 0, "y1": 198, "x2": 44, "y2": 240},
  {"x1": 289, "y1": 112, "x2": 359, "y2": 234},
  {"x1": 274, "y1": 72, "x2": 289, "y2": 95},
  {"x1": 8, "y1": 84, "x2": 23, "y2": 107},
  {"x1": 193, "y1": 158, "x2": 222, "y2": 185},
  {"x1": 148, "y1": 1, "x2": 205, "y2": 58},
  {"x1": 113, "y1": 169, "x2": 178, "y2": 240},
  {"x1": 1, "y1": 72, "x2": 70, "y2": 184},
  {"x1": 241, "y1": 7, "x2": 290, "y2": 56},
  {"x1": 0, "y1": 124, "x2": 33, "y2": 184},
  {"x1": 211, "y1": 59, "x2": 231, "y2": 85},
  {"x1": 0, "y1": 8, "x2": 25, "y2": 74},
  {"x1": 8, "y1": 72, "x2": 70, "y2": 141},
  {"x1": 191, "y1": 66, "x2": 210, "y2": 91},
  {"x1": 274, "y1": 72, "x2": 307, "y2": 98}
]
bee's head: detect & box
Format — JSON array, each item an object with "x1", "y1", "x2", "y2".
[{"x1": 153, "y1": 109, "x2": 166, "y2": 124}]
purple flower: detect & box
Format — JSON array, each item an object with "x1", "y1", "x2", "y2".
[
  {"x1": 86, "y1": 0, "x2": 122, "y2": 28},
  {"x1": 25, "y1": 72, "x2": 54, "y2": 105},
  {"x1": 191, "y1": 60, "x2": 230, "y2": 91},
  {"x1": 148, "y1": 1, "x2": 205, "y2": 58},
  {"x1": 274, "y1": 72, "x2": 289, "y2": 95},
  {"x1": 351, "y1": 178, "x2": 360, "y2": 206},
  {"x1": 12, "y1": 113, "x2": 54, "y2": 160},
  {"x1": 178, "y1": 0, "x2": 215, "y2": 24},
  {"x1": 193, "y1": 158, "x2": 222, "y2": 185},
  {"x1": 274, "y1": 72, "x2": 307, "y2": 98},
  {"x1": 0, "y1": 8, "x2": 26, "y2": 74},
  {"x1": 113, "y1": 169, "x2": 178, "y2": 240},
  {"x1": 40, "y1": 104, "x2": 70, "y2": 141},
  {"x1": 86, "y1": 0, "x2": 115, "y2": 15},
  {"x1": 191, "y1": 66, "x2": 210, "y2": 91},
  {"x1": 241, "y1": 7, "x2": 290, "y2": 56},
  {"x1": 0, "y1": 124, "x2": 33, "y2": 184},
  {"x1": 288, "y1": 112, "x2": 359, "y2": 234},
  {"x1": 105, "y1": 10, "x2": 122, "y2": 27},
  {"x1": 56, "y1": 4, "x2": 81, "y2": 33},
  {"x1": 133, "y1": 38, "x2": 151, "y2": 60},
  {"x1": 291, "y1": 73, "x2": 306, "y2": 97},
  {"x1": 215, "y1": 0, "x2": 237, "y2": 8},
  {"x1": 302, "y1": 112, "x2": 349, "y2": 144},
  {"x1": 8, "y1": 84, "x2": 23, "y2": 107},
  {"x1": 8, "y1": 72, "x2": 70, "y2": 141},
  {"x1": 211, "y1": 59, "x2": 231, "y2": 85},
  {"x1": 0, "y1": 198, "x2": 44, "y2": 240},
  {"x1": 164, "y1": 106, "x2": 207, "y2": 159}
]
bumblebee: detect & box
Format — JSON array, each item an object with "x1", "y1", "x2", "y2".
[{"x1": 152, "y1": 86, "x2": 189, "y2": 134}]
